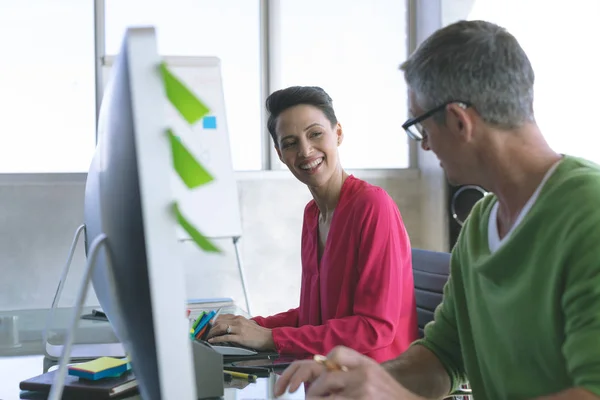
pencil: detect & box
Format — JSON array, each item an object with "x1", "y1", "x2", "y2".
[
  {"x1": 313, "y1": 354, "x2": 349, "y2": 372},
  {"x1": 223, "y1": 369, "x2": 258, "y2": 382}
]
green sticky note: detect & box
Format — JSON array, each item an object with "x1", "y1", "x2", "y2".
[
  {"x1": 173, "y1": 203, "x2": 221, "y2": 253},
  {"x1": 160, "y1": 62, "x2": 210, "y2": 124},
  {"x1": 167, "y1": 129, "x2": 214, "y2": 189}
]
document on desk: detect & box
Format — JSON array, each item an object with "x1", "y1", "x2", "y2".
[{"x1": 20, "y1": 369, "x2": 138, "y2": 399}]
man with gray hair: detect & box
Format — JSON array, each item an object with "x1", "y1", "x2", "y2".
[{"x1": 273, "y1": 20, "x2": 600, "y2": 400}]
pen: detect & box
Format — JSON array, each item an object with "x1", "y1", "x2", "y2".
[
  {"x1": 313, "y1": 354, "x2": 348, "y2": 372},
  {"x1": 192, "y1": 312, "x2": 211, "y2": 338},
  {"x1": 222, "y1": 365, "x2": 270, "y2": 377},
  {"x1": 191, "y1": 311, "x2": 206, "y2": 333},
  {"x1": 199, "y1": 321, "x2": 213, "y2": 341},
  {"x1": 211, "y1": 306, "x2": 224, "y2": 323},
  {"x1": 223, "y1": 369, "x2": 258, "y2": 382},
  {"x1": 201, "y1": 307, "x2": 224, "y2": 340}
]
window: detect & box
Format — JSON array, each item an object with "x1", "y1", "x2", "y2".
[
  {"x1": 0, "y1": 0, "x2": 96, "y2": 173},
  {"x1": 468, "y1": 0, "x2": 600, "y2": 164},
  {"x1": 105, "y1": 0, "x2": 262, "y2": 171},
  {"x1": 272, "y1": 0, "x2": 409, "y2": 169}
]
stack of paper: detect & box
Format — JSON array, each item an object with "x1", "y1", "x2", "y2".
[{"x1": 187, "y1": 297, "x2": 234, "y2": 318}]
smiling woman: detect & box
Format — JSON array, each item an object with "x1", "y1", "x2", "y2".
[
  {"x1": 206, "y1": 86, "x2": 419, "y2": 362},
  {"x1": 274, "y1": 104, "x2": 341, "y2": 188}
]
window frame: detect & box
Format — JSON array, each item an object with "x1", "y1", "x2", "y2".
[
  {"x1": 262, "y1": 0, "x2": 417, "y2": 172},
  {"x1": 92, "y1": 0, "x2": 417, "y2": 174}
]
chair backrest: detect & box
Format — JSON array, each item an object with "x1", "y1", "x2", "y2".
[{"x1": 412, "y1": 248, "x2": 451, "y2": 338}]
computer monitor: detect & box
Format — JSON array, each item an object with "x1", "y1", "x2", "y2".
[{"x1": 50, "y1": 27, "x2": 199, "y2": 400}]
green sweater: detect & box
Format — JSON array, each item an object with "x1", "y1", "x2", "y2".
[{"x1": 417, "y1": 155, "x2": 600, "y2": 400}]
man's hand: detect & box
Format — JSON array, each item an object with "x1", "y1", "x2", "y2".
[
  {"x1": 305, "y1": 346, "x2": 426, "y2": 400},
  {"x1": 206, "y1": 314, "x2": 275, "y2": 351},
  {"x1": 274, "y1": 360, "x2": 326, "y2": 396}
]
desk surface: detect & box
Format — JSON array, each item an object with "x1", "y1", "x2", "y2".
[
  {"x1": 0, "y1": 307, "x2": 304, "y2": 399},
  {"x1": 0, "y1": 307, "x2": 117, "y2": 358},
  {"x1": 0, "y1": 355, "x2": 306, "y2": 400}
]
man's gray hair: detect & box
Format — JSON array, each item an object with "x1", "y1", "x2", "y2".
[{"x1": 401, "y1": 20, "x2": 535, "y2": 129}]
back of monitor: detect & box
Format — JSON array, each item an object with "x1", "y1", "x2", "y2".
[{"x1": 87, "y1": 27, "x2": 197, "y2": 400}]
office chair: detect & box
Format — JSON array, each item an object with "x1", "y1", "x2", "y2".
[{"x1": 411, "y1": 248, "x2": 472, "y2": 399}]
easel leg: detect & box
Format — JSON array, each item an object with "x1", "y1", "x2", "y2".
[
  {"x1": 43, "y1": 224, "x2": 86, "y2": 346},
  {"x1": 232, "y1": 237, "x2": 252, "y2": 316}
]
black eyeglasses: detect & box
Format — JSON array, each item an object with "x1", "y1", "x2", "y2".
[{"x1": 402, "y1": 100, "x2": 471, "y2": 141}]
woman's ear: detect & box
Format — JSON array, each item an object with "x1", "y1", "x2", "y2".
[
  {"x1": 336, "y1": 123, "x2": 344, "y2": 146},
  {"x1": 274, "y1": 145, "x2": 283, "y2": 162}
]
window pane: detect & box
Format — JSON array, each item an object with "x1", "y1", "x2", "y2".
[
  {"x1": 105, "y1": 0, "x2": 262, "y2": 171},
  {"x1": 0, "y1": 1, "x2": 96, "y2": 173},
  {"x1": 275, "y1": 0, "x2": 409, "y2": 169},
  {"x1": 468, "y1": 0, "x2": 600, "y2": 164}
]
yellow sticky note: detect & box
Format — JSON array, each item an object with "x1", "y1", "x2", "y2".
[
  {"x1": 172, "y1": 202, "x2": 221, "y2": 253},
  {"x1": 160, "y1": 62, "x2": 210, "y2": 125},
  {"x1": 167, "y1": 129, "x2": 214, "y2": 189},
  {"x1": 69, "y1": 357, "x2": 128, "y2": 374}
]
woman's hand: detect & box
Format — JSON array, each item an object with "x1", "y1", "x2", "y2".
[{"x1": 206, "y1": 314, "x2": 275, "y2": 351}]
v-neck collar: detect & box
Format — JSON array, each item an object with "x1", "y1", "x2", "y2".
[{"x1": 314, "y1": 175, "x2": 355, "y2": 266}]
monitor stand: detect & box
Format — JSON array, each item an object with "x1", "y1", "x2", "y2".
[
  {"x1": 191, "y1": 340, "x2": 224, "y2": 399},
  {"x1": 47, "y1": 231, "x2": 226, "y2": 400}
]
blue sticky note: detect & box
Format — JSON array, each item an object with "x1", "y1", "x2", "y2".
[{"x1": 202, "y1": 116, "x2": 217, "y2": 129}]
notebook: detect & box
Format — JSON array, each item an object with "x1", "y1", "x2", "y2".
[{"x1": 19, "y1": 369, "x2": 137, "y2": 399}]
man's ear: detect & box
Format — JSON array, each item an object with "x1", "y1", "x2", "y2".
[
  {"x1": 336, "y1": 123, "x2": 344, "y2": 146},
  {"x1": 446, "y1": 103, "x2": 473, "y2": 142}
]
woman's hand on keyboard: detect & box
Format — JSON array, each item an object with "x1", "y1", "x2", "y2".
[{"x1": 206, "y1": 314, "x2": 275, "y2": 351}]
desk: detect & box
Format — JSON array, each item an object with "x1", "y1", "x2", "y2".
[
  {"x1": 0, "y1": 307, "x2": 118, "y2": 358},
  {"x1": 0, "y1": 307, "x2": 304, "y2": 398},
  {"x1": 1, "y1": 305, "x2": 250, "y2": 369},
  {"x1": 0, "y1": 305, "x2": 247, "y2": 359},
  {"x1": 0, "y1": 355, "x2": 306, "y2": 400}
]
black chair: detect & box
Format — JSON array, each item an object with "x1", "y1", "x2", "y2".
[
  {"x1": 412, "y1": 248, "x2": 451, "y2": 338},
  {"x1": 411, "y1": 248, "x2": 472, "y2": 399}
]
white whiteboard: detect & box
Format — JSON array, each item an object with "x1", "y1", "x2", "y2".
[{"x1": 103, "y1": 56, "x2": 243, "y2": 239}]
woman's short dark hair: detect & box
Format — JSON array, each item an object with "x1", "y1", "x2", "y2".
[{"x1": 266, "y1": 86, "x2": 338, "y2": 146}]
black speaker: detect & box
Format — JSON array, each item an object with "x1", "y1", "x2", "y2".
[{"x1": 448, "y1": 184, "x2": 488, "y2": 248}]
